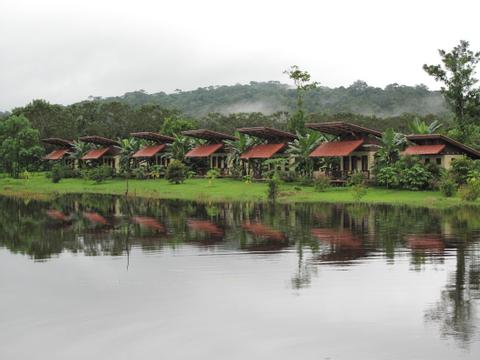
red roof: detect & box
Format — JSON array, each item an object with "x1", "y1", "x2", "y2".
[
  {"x1": 81, "y1": 147, "x2": 111, "y2": 160},
  {"x1": 240, "y1": 143, "x2": 286, "y2": 159},
  {"x1": 403, "y1": 144, "x2": 445, "y2": 155},
  {"x1": 185, "y1": 143, "x2": 223, "y2": 157},
  {"x1": 44, "y1": 148, "x2": 70, "y2": 160},
  {"x1": 309, "y1": 139, "x2": 364, "y2": 157},
  {"x1": 132, "y1": 144, "x2": 166, "y2": 158}
]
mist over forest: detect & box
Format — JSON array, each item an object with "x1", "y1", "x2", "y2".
[{"x1": 98, "y1": 80, "x2": 448, "y2": 118}]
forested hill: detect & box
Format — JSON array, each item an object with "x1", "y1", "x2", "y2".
[{"x1": 99, "y1": 81, "x2": 448, "y2": 118}]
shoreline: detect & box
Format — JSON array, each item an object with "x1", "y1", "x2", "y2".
[{"x1": 0, "y1": 173, "x2": 475, "y2": 209}]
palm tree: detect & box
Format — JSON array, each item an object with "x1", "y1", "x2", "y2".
[
  {"x1": 408, "y1": 118, "x2": 442, "y2": 134},
  {"x1": 286, "y1": 131, "x2": 326, "y2": 178},
  {"x1": 119, "y1": 137, "x2": 141, "y2": 173},
  {"x1": 375, "y1": 128, "x2": 406, "y2": 166},
  {"x1": 168, "y1": 134, "x2": 193, "y2": 161},
  {"x1": 224, "y1": 132, "x2": 260, "y2": 178}
]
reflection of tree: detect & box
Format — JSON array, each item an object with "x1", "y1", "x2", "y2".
[{"x1": 425, "y1": 245, "x2": 480, "y2": 345}]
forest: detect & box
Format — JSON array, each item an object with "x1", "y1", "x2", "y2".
[{"x1": 0, "y1": 81, "x2": 449, "y2": 141}]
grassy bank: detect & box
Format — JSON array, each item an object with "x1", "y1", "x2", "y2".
[{"x1": 0, "y1": 173, "x2": 474, "y2": 209}]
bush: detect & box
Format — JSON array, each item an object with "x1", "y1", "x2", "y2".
[
  {"x1": 399, "y1": 164, "x2": 432, "y2": 190},
  {"x1": 352, "y1": 184, "x2": 368, "y2": 201},
  {"x1": 166, "y1": 160, "x2": 187, "y2": 184},
  {"x1": 278, "y1": 170, "x2": 296, "y2": 182},
  {"x1": 206, "y1": 168, "x2": 220, "y2": 184},
  {"x1": 132, "y1": 167, "x2": 148, "y2": 180},
  {"x1": 83, "y1": 165, "x2": 114, "y2": 184},
  {"x1": 347, "y1": 172, "x2": 366, "y2": 186},
  {"x1": 243, "y1": 174, "x2": 252, "y2": 184},
  {"x1": 314, "y1": 175, "x2": 330, "y2": 192},
  {"x1": 51, "y1": 163, "x2": 64, "y2": 183},
  {"x1": 450, "y1": 157, "x2": 477, "y2": 185},
  {"x1": 439, "y1": 176, "x2": 457, "y2": 197},
  {"x1": 267, "y1": 177, "x2": 279, "y2": 202},
  {"x1": 149, "y1": 165, "x2": 165, "y2": 179},
  {"x1": 376, "y1": 166, "x2": 399, "y2": 188},
  {"x1": 460, "y1": 177, "x2": 480, "y2": 202}
]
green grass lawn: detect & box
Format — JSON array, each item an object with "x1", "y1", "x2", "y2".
[{"x1": 0, "y1": 172, "x2": 474, "y2": 208}]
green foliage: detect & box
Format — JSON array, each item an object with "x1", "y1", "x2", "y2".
[
  {"x1": 347, "y1": 172, "x2": 366, "y2": 186},
  {"x1": 376, "y1": 156, "x2": 436, "y2": 191},
  {"x1": 169, "y1": 135, "x2": 193, "y2": 161},
  {"x1": 119, "y1": 137, "x2": 141, "y2": 174},
  {"x1": 408, "y1": 117, "x2": 442, "y2": 134},
  {"x1": 165, "y1": 160, "x2": 187, "y2": 184},
  {"x1": 423, "y1": 40, "x2": 480, "y2": 141},
  {"x1": 0, "y1": 115, "x2": 43, "y2": 178},
  {"x1": 376, "y1": 166, "x2": 400, "y2": 188},
  {"x1": 243, "y1": 175, "x2": 252, "y2": 184},
  {"x1": 284, "y1": 66, "x2": 319, "y2": 134},
  {"x1": 374, "y1": 128, "x2": 406, "y2": 168},
  {"x1": 51, "y1": 163, "x2": 64, "y2": 183},
  {"x1": 439, "y1": 175, "x2": 457, "y2": 197},
  {"x1": 160, "y1": 117, "x2": 197, "y2": 136},
  {"x1": 450, "y1": 156, "x2": 478, "y2": 184},
  {"x1": 206, "y1": 168, "x2": 220, "y2": 184},
  {"x1": 83, "y1": 165, "x2": 114, "y2": 184},
  {"x1": 352, "y1": 184, "x2": 368, "y2": 202},
  {"x1": 314, "y1": 175, "x2": 330, "y2": 192},
  {"x1": 132, "y1": 166, "x2": 148, "y2": 180},
  {"x1": 287, "y1": 131, "x2": 325, "y2": 178},
  {"x1": 459, "y1": 177, "x2": 480, "y2": 201},
  {"x1": 225, "y1": 132, "x2": 260, "y2": 178},
  {"x1": 149, "y1": 165, "x2": 165, "y2": 179},
  {"x1": 262, "y1": 158, "x2": 289, "y2": 179},
  {"x1": 267, "y1": 177, "x2": 279, "y2": 202}
]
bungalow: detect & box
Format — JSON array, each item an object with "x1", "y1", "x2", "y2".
[
  {"x1": 237, "y1": 127, "x2": 297, "y2": 178},
  {"x1": 182, "y1": 129, "x2": 237, "y2": 175},
  {"x1": 131, "y1": 132, "x2": 174, "y2": 167},
  {"x1": 80, "y1": 136, "x2": 121, "y2": 170},
  {"x1": 404, "y1": 134, "x2": 480, "y2": 169},
  {"x1": 307, "y1": 122, "x2": 382, "y2": 180},
  {"x1": 42, "y1": 138, "x2": 75, "y2": 167}
]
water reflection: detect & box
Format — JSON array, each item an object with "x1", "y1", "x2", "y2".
[{"x1": 1, "y1": 195, "x2": 480, "y2": 351}]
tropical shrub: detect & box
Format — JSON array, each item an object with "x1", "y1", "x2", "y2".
[
  {"x1": 149, "y1": 165, "x2": 165, "y2": 179},
  {"x1": 398, "y1": 164, "x2": 432, "y2": 191},
  {"x1": 267, "y1": 177, "x2": 279, "y2": 201},
  {"x1": 51, "y1": 163, "x2": 64, "y2": 183},
  {"x1": 439, "y1": 175, "x2": 457, "y2": 197},
  {"x1": 459, "y1": 177, "x2": 480, "y2": 201},
  {"x1": 347, "y1": 172, "x2": 366, "y2": 186},
  {"x1": 375, "y1": 166, "x2": 399, "y2": 188},
  {"x1": 243, "y1": 174, "x2": 252, "y2": 184},
  {"x1": 165, "y1": 160, "x2": 187, "y2": 184},
  {"x1": 206, "y1": 168, "x2": 220, "y2": 184},
  {"x1": 314, "y1": 175, "x2": 330, "y2": 192},
  {"x1": 352, "y1": 184, "x2": 368, "y2": 201},
  {"x1": 132, "y1": 166, "x2": 148, "y2": 180},
  {"x1": 81, "y1": 165, "x2": 114, "y2": 183},
  {"x1": 450, "y1": 157, "x2": 478, "y2": 185}
]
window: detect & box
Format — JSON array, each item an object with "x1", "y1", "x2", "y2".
[
  {"x1": 361, "y1": 155, "x2": 368, "y2": 171},
  {"x1": 425, "y1": 158, "x2": 430, "y2": 164},
  {"x1": 436, "y1": 158, "x2": 442, "y2": 165}
]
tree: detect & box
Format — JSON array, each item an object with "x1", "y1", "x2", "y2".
[
  {"x1": 375, "y1": 128, "x2": 406, "y2": 167},
  {"x1": 284, "y1": 65, "x2": 319, "y2": 134},
  {"x1": 225, "y1": 132, "x2": 260, "y2": 178},
  {"x1": 169, "y1": 134, "x2": 193, "y2": 161},
  {"x1": 160, "y1": 116, "x2": 197, "y2": 136},
  {"x1": 118, "y1": 137, "x2": 142, "y2": 195},
  {"x1": 286, "y1": 131, "x2": 325, "y2": 178},
  {"x1": 0, "y1": 115, "x2": 43, "y2": 177},
  {"x1": 408, "y1": 117, "x2": 442, "y2": 134},
  {"x1": 423, "y1": 40, "x2": 480, "y2": 140}
]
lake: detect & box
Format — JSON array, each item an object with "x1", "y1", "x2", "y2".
[{"x1": 1, "y1": 194, "x2": 479, "y2": 359}]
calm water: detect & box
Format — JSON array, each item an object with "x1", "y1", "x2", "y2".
[{"x1": 1, "y1": 195, "x2": 480, "y2": 359}]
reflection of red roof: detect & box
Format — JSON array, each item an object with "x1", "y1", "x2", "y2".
[
  {"x1": 132, "y1": 216, "x2": 165, "y2": 231},
  {"x1": 311, "y1": 228, "x2": 361, "y2": 249},
  {"x1": 44, "y1": 148, "x2": 70, "y2": 160},
  {"x1": 240, "y1": 143, "x2": 286, "y2": 159},
  {"x1": 403, "y1": 144, "x2": 445, "y2": 155},
  {"x1": 185, "y1": 143, "x2": 223, "y2": 157},
  {"x1": 82, "y1": 147, "x2": 111, "y2": 160},
  {"x1": 242, "y1": 222, "x2": 285, "y2": 240},
  {"x1": 188, "y1": 219, "x2": 224, "y2": 236},
  {"x1": 407, "y1": 235, "x2": 444, "y2": 252},
  {"x1": 310, "y1": 140, "x2": 364, "y2": 157},
  {"x1": 46, "y1": 209, "x2": 69, "y2": 221},
  {"x1": 83, "y1": 212, "x2": 109, "y2": 225},
  {"x1": 132, "y1": 144, "x2": 166, "y2": 158}
]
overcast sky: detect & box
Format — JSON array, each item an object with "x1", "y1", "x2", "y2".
[{"x1": 1, "y1": 0, "x2": 479, "y2": 111}]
